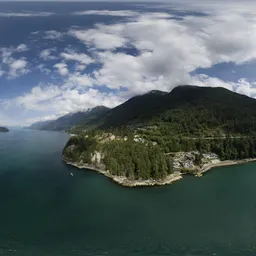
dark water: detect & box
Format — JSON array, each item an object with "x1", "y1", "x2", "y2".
[{"x1": 1, "y1": 130, "x2": 256, "y2": 256}]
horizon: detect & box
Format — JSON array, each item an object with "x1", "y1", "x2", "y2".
[{"x1": 0, "y1": 0, "x2": 256, "y2": 126}]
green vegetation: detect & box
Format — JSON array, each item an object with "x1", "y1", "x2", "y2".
[
  {"x1": 61, "y1": 86, "x2": 256, "y2": 181},
  {"x1": 63, "y1": 135, "x2": 173, "y2": 180},
  {"x1": 103, "y1": 141, "x2": 172, "y2": 180},
  {"x1": 63, "y1": 131, "x2": 256, "y2": 180}
]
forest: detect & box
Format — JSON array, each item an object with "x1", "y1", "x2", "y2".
[{"x1": 62, "y1": 86, "x2": 256, "y2": 181}]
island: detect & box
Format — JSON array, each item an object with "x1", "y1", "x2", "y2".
[
  {"x1": 0, "y1": 127, "x2": 9, "y2": 133},
  {"x1": 31, "y1": 85, "x2": 256, "y2": 187}
]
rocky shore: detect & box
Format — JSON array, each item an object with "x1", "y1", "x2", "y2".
[
  {"x1": 196, "y1": 158, "x2": 256, "y2": 177},
  {"x1": 63, "y1": 158, "x2": 183, "y2": 187},
  {"x1": 63, "y1": 155, "x2": 256, "y2": 187}
]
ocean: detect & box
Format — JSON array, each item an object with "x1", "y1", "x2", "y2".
[{"x1": 1, "y1": 129, "x2": 256, "y2": 255}]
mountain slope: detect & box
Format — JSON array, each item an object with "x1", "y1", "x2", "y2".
[
  {"x1": 100, "y1": 90, "x2": 168, "y2": 128},
  {"x1": 42, "y1": 106, "x2": 110, "y2": 131},
  {"x1": 100, "y1": 86, "x2": 256, "y2": 135},
  {"x1": 28, "y1": 120, "x2": 54, "y2": 130},
  {"x1": 29, "y1": 85, "x2": 256, "y2": 135},
  {"x1": 62, "y1": 85, "x2": 256, "y2": 184}
]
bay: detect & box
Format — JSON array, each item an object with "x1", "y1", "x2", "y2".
[{"x1": 0, "y1": 129, "x2": 256, "y2": 256}]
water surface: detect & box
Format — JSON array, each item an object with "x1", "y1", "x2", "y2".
[{"x1": 1, "y1": 129, "x2": 256, "y2": 256}]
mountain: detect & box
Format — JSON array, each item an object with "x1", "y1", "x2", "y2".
[
  {"x1": 0, "y1": 127, "x2": 9, "y2": 132},
  {"x1": 30, "y1": 85, "x2": 256, "y2": 135},
  {"x1": 100, "y1": 85, "x2": 256, "y2": 135},
  {"x1": 41, "y1": 106, "x2": 110, "y2": 131},
  {"x1": 28, "y1": 120, "x2": 54, "y2": 130},
  {"x1": 62, "y1": 85, "x2": 256, "y2": 185},
  {"x1": 100, "y1": 90, "x2": 168, "y2": 128}
]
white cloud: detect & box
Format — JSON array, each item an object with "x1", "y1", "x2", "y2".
[
  {"x1": 54, "y1": 63, "x2": 69, "y2": 76},
  {"x1": 73, "y1": 10, "x2": 139, "y2": 17},
  {"x1": 0, "y1": 12, "x2": 54, "y2": 17},
  {"x1": 10, "y1": 59, "x2": 27, "y2": 70},
  {"x1": 16, "y1": 44, "x2": 29, "y2": 52},
  {"x1": 5, "y1": 1, "x2": 256, "y2": 126},
  {"x1": 16, "y1": 84, "x2": 62, "y2": 111},
  {"x1": 25, "y1": 114, "x2": 59, "y2": 126},
  {"x1": 234, "y1": 79, "x2": 256, "y2": 98},
  {"x1": 43, "y1": 30, "x2": 63, "y2": 40},
  {"x1": 60, "y1": 52, "x2": 94, "y2": 65},
  {"x1": 69, "y1": 27, "x2": 127, "y2": 49},
  {"x1": 39, "y1": 48, "x2": 57, "y2": 60},
  {"x1": 68, "y1": 6, "x2": 256, "y2": 96},
  {"x1": 72, "y1": 10, "x2": 173, "y2": 19},
  {"x1": 0, "y1": 45, "x2": 30, "y2": 78},
  {"x1": 0, "y1": 44, "x2": 28, "y2": 62},
  {"x1": 8, "y1": 59, "x2": 28, "y2": 78},
  {"x1": 36, "y1": 64, "x2": 51, "y2": 75},
  {"x1": 64, "y1": 73, "x2": 93, "y2": 89},
  {"x1": 14, "y1": 84, "x2": 123, "y2": 120}
]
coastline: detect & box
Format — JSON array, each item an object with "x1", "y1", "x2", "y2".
[
  {"x1": 63, "y1": 158, "x2": 183, "y2": 187},
  {"x1": 63, "y1": 157, "x2": 256, "y2": 187},
  {"x1": 196, "y1": 158, "x2": 256, "y2": 177}
]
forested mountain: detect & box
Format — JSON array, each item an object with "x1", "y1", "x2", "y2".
[
  {"x1": 63, "y1": 85, "x2": 256, "y2": 183},
  {"x1": 28, "y1": 120, "x2": 54, "y2": 130},
  {"x1": 100, "y1": 85, "x2": 256, "y2": 135},
  {"x1": 30, "y1": 85, "x2": 256, "y2": 135},
  {"x1": 29, "y1": 106, "x2": 110, "y2": 131},
  {"x1": 100, "y1": 90, "x2": 168, "y2": 128}
]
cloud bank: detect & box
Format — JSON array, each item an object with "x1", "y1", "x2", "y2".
[{"x1": 2, "y1": 1, "x2": 256, "y2": 125}]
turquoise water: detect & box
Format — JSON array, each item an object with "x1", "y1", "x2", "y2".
[{"x1": 1, "y1": 130, "x2": 256, "y2": 256}]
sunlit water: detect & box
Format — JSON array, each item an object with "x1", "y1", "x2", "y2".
[{"x1": 1, "y1": 129, "x2": 256, "y2": 256}]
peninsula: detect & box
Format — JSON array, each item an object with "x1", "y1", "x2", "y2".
[
  {"x1": 51, "y1": 85, "x2": 256, "y2": 187},
  {"x1": 28, "y1": 85, "x2": 256, "y2": 187},
  {"x1": 0, "y1": 127, "x2": 9, "y2": 133}
]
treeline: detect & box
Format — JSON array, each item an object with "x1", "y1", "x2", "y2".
[
  {"x1": 155, "y1": 107, "x2": 256, "y2": 137},
  {"x1": 63, "y1": 132, "x2": 256, "y2": 181},
  {"x1": 140, "y1": 132, "x2": 256, "y2": 161},
  {"x1": 63, "y1": 136, "x2": 173, "y2": 180},
  {"x1": 196, "y1": 137, "x2": 256, "y2": 160},
  {"x1": 103, "y1": 141, "x2": 173, "y2": 180}
]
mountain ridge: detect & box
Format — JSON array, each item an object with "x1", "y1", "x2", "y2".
[
  {"x1": 29, "y1": 85, "x2": 256, "y2": 134},
  {"x1": 29, "y1": 106, "x2": 110, "y2": 131},
  {"x1": 61, "y1": 85, "x2": 256, "y2": 187}
]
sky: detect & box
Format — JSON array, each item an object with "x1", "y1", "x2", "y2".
[{"x1": 1, "y1": 0, "x2": 256, "y2": 126}]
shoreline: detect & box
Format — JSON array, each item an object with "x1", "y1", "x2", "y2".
[
  {"x1": 196, "y1": 158, "x2": 256, "y2": 177},
  {"x1": 63, "y1": 157, "x2": 256, "y2": 187},
  {"x1": 63, "y1": 158, "x2": 183, "y2": 187}
]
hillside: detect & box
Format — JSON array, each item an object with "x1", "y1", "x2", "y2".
[
  {"x1": 30, "y1": 106, "x2": 110, "y2": 131},
  {"x1": 99, "y1": 90, "x2": 168, "y2": 128},
  {"x1": 31, "y1": 85, "x2": 256, "y2": 135},
  {"x1": 62, "y1": 85, "x2": 256, "y2": 186},
  {"x1": 100, "y1": 86, "x2": 256, "y2": 135},
  {"x1": 28, "y1": 120, "x2": 54, "y2": 130}
]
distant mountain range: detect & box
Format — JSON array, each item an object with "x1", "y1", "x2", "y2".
[
  {"x1": 28, "y1": 106, "x2": 110, "y2": 131},
  {"x1": 29, "y1": 85, "x2": 256, "y2": 134}
]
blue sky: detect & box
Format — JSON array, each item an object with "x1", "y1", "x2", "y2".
[{"x1": 1, "y1": 0, "x2": 256, "y2": 126}]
